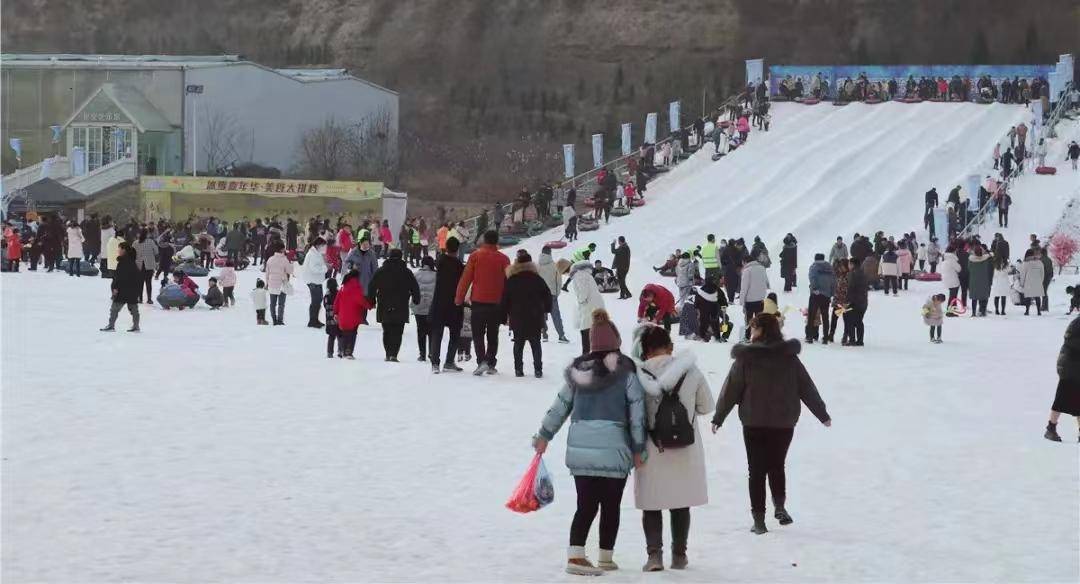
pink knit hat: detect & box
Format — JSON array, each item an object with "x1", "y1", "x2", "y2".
[{"x1": 588, "y1": 309, "x2": 621, "y2": 353}]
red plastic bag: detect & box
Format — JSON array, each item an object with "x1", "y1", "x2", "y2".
[{"x1": 506, "y1": 453, "x2": 554, "y2": 513}]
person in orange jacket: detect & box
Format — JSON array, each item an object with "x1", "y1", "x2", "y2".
[
  {"x1": 455, "y1": 230, "x2": 511, "y2": 375},
  {"x1": 437, "y1": 223, "x2": 450, "y2": 254}
]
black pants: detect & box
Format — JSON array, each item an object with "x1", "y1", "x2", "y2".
[
  {"x1": 805, "y1": 293, "x2": 831, "y2": 341},
  {"x1": 326, "y1": 324, "x2": 340, "y2": 355},
  {"x1": 947, "y1": 286, "x2": 960, "y2": 313},
  {"x1": 415, "y1": 315, "x2": 431, "y2": 359},
  {"x1": 223, "y1": 286, "x2": 235, "y2": 306},
  {"x1": 848, "y1": 305, "x2": 866, "y2": 343},
  {"x1": 616, "y1": 268, "x2": 631, "y2": 299},
  {"x1": 959, "y1": 281, "x2": 969, "y2": 307},
  {"x1": 743, "y1": 300, "x2": 764, "y2": 340},
  {"x1": 782, "y1": 271, "x2": 795, "y2": 292},
  {"x1": 900, "y1": 274, "x2": 910, "y2": 290},
  {"x1": 270, "y1": 293, "x2": 286, "y2": 323},
  {"x1": 513, "y1": 335, "x2": 542, "y2": 374},
  {"x1": 141, "y1": 270, "x2": 154, "y2": 302},
  {"x1": 642, "y1": 508, "x2": 690, "y2": 554},
  {"x1": 580, "y1": 329, "x2": 591, "y2": 355},
  {"x1": 67, "y1": 257, "x2": 82, "y2": 276},
  {"x1": 256, "y1": 309, "x2": 266, "y2": 323},
  {"x1": 999, "y1": 208, "x2": 1009, "y2": 227},
  {"x1": 429, "y1": 319, "x2": 462, "y2": 367},
  {"x1": 918, "y1": 259, "x2": 925, "y2": 271},
  {"x1": 470, "y1": 303, "x2": 502, "y2": 367},
  {"x1": 994, "y1": 296, "x2": 1007, "y2": 314},
  {"x1": 307, "y1": 283, "x2": 323, "y2": 325},
  {"x1": 383, "y1": 322, "x2": 405, "y2": 358},
  {"x1": 929, "y1": 261, "x2": 938, "y2": 274},
  {"x1": 201, "y1": 251, "x2": 212, "y2": 269},
  {"x1": 339, "y1": 328, "x2": 358, "y2": 356},
  {"x1": 973, "y1": 298, "x2": 988, "y2": 315},
  {"x1": 1042, "y1": 291, "x2": 1050, "y2": 312},
  {"x1": 29, "y1": 250, "x2": 39, "y2": 271},
  {"x1": 882, "y1": 275, "x2": 898, "y2": 294},
  {"x1": 570, "y1": 476, "x2": 627, "y2": 549},
  {"x1": 743, "y1": 427, "x2": 794, "y2": 514},
  {"x1": 929, "y1": 325, "x2": 941, "y2": 341},
  {"x1": 1024, "y1": 296, "x2": 1042, "y2": 315}
]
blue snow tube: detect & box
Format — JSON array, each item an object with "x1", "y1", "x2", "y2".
[
  {"x1": 158, "y1": 284, "x2": 199, "y2": 309},
  {"x1": 498, "y1": 235, "x2": 521, "y2": 247},
  {"x1": 175, "y1": 262, "x2": 209, "y2": 277}
]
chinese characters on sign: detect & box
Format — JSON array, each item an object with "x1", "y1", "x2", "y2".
[
  {"x1": 201, "y1": 180, "x2": 321, "y2": 195},
  {"x1": 78, "y1": 112, "x2": 124, "y2": 123}
]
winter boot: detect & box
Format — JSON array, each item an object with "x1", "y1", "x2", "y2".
[
  {"x1": 472, "y1": 362, "x2": 489, "y2": 376},
  {"x1": 671, "y1": 552, "x2": 688, "y2": 570},
  {"x1": 127, "y1": 325, "x2": 140, "y2": 333},
  {"x1": 751, "y1": 511, "x2": 768, "y2": 534},
  {"x1": 565, "y1": 546, "x2": 602, "y2": 577},
  {"x1": 774, "y1": 498, "x2": 794, "y2": 525},
  {"x1": 1045, "y1": 422, "x2": 1062, "y2": 442},
  {"x1": 515, "y1": 369, "x2": 525, "y2": 378},
  {"x1": 558, "y1": 336, "x2": 571, "y2": 344},
  {"x1": 100, "y1": 326, "x2": 115, "y2": 332},
  {"x1": 597, "y1": 549, "x2": 618, "y2": 571},
  {"x1": 443, "y1": 363, "x2": 463, "y2": 373},
  {"x1": 431, "y1": 363, "x2": 441, "y2": 374},
  {"x1": 642, "y1": 550, "x2": 664, "y2": 572}
]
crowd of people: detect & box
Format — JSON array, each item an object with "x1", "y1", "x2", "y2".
[{"x1": 771, "y1": 72, "x2": 1055, "y2": 105}]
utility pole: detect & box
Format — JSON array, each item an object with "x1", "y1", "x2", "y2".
[{"x1": 185, "y1": 84, "x2": 204, "y2": 176}]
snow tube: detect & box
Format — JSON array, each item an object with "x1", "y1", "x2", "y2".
[
  {"x1": 1036, "y1": 166, "x2": 1057, "y2": 175},
  {"x1": 60, "y1": 259, "x2": 100, "y2": 276},
  {"x1": 213, "y1": 257, "x2": 227, "y2": 267},
  {"x1": 899, "y1": 97, "x2": 923, "y2": 104},
  {"x1": 800, "y1": 98, "x2": 821, "y2": 105},
  {"x1": 865, "y1": 98, "x2": 882, "y2": 104},
  {"x1": 771, "y1": 96, "x2": 790, "y2": 102},
  {"x1": 545, "y1": 240, "x2": 567, "y2": 249},
  {"x1": 508, "y1": 222, "x2": 528, "y2": 235},
  {"x1": 630, "y1": 199, "x2": 646, "y2": 207},
  {"x1": 498, "y1": 235, "x2": 521, "y2": 247},
  {"x1": 175, "y1": 262, "x2": 209, "y2": 277},
  {"x1": 157, "y1": 284, "x2": 199, "y2": 309},
  {"x1": 544, "y1": 215, "x2": 563, "y2": 228},
  {"x1": 832, "y1": 101, "x2": 849, "y2": 106},
  {"x1": 578, "y1": 220, "x2": 600, "y2": 232},
  {"x1": 611, "y1": 206, "x2": 631, "y2": 217},
  {"x1": 915, "y1": 271, "x2": 942, "y2": 282}
]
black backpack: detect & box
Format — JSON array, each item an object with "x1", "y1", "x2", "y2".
[{"x1": 646, "y1": 370, "x2": 694, "y2": 452}]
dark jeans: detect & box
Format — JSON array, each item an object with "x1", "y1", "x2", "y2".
[
  {"x1": 383, "y1": 322, "x2": 405, "y2": 358},
  {"x1": 918, "y1": 259, "x2": 925, "y2": 271},
  {"x1": 743, "y1": 426, "x2": 794, "y2": 514},
  {"x1": 743, "y1": 300, "x2": 764, "y2": 340},
  {"x1": 107, "y1": 301, "x2": 140, "y2": 328},
  {"x1": 999, "y1": 208, "x2": 1009, "y2": 227},
  {"x1": 270, "y1": 293, "x2": 286, "y2": 323},
  {"x1": 929, "y1": 261, "x2": 938, "y2": 274},
  {"x1": 415, "y1": 315, "x2": 431, "y2": 359},
  {"x1": 307, "y1": 283, "x2": 323, "y2": 325},
  {"x1": 470, "y1": 303, "x2": 502, "y2": 367},
  {"x1": 1024, "y1": 296, "x2": 1042, "y2": 315},
  {"x1": 227, "y1": 249, "x2": 241, "y2": 264},
  {"x1": 513, "y1": 335, "x2": 542, "y2": 374},
  {"x1": 570, "y1": 476, "x2": 627, "y2": 549},
  {"x1": 782, "y1": 271, "x2": 795, "y2": 292},
  {"x1": 429, "y1": 319, "x2": 462, "y2": 367},
  {"x1": 973, "y1": 298, "x2": 988, "y2": 315},
  {"x1": 339, "y1": 329, "x2": 358, "y2": 356},
  {"x1": 326, "y1": 324, "x2": 340, "y2": 355},
  {"x1": 883, "y1": 275, "x2": 898, "y2": 294},
  {"x1": 959, "y1": 281, "x2": 969, "y2": 307},
  {"x1": 256, "y1": 309, "x2": 266, "y2": 323},
  {"x1": 580, "y1": 329, "x2": 591, "y2": 355},
  {"x1": 223, "y1": 286, "x2": 235, "y2": 306},
  {"x1": 805, "y1": 293, "x2": 831, "y2": 341},
  {"x1": 929, "y1": 325, "x2": 942, "y2": 340},
  {"x1": 67, "y1": 257, "x2": 82, "y2": 276},
  {"x1": 141, "y1": 270, "x2": 154, "y2": 302},
  {"x1": 616, "y1": 268, "x2": 631, "y2": 299},
  {"x1": 848, "y1": 305, "x2": 866, "y2": 343},
  {"x1": 643, "y1": 508, "x2": 690, "y2": 554}
]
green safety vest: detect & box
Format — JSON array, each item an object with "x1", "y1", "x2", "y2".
[
  {"x1": 357, "y1": 228, "x2": 370, "y2": 243},
  {"x1": 572, "y1": 247, "x2": 592, "y2": 262},
  {"x1": 701, "y1": 242, "x2": 719, "y2": 269},
  {"x1": 411, "y1": 229, "x2": 421, "y2": 244}
]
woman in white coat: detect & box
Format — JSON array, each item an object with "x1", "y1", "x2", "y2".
[
  {"x1": 990, "y1": 256, "x2": 1015, "y2": 315},
  {"x1": 264, "y1": 242, "x2": 294, "y2": 325},
  {"x1": 632, "y1": 325, "x2": 713, "y2": 572},
  {"x1": 940, "y1": 249, "x2": 962, "y2": 315},
  {"x1": 65, "y1": 221, "x2": 85, "y2": 277},
  {"x1": 564, "y1": 260, "x2": 605, "y2": 355},
  {"x1": 1018, "y1": 249, "x2": 1046, "y2": 316}
]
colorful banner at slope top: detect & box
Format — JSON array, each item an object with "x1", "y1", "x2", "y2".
[{"x1": 768, "y1": 64, "x2": 1057, "y2": 98}]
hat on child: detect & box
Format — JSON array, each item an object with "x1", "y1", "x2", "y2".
[{"x1": 588, "y1": 309, "x2": 621, "y2": 353}]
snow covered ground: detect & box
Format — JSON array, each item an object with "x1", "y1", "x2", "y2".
[{"x1": 3, "y1": 102, "x2": 1078, "y2": 583}]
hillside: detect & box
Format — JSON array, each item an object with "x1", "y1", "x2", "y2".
[{"x1": 3, "y1": 0, "x2": 1078, "y2": 199}]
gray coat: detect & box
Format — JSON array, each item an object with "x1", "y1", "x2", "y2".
[
  {"x1": 712, "y1": 339, "x2": 830, "y2": 429},
  {"x1": 132, "y1": 239, "x2": 158, "y2": 272},
  {"x1": 675, "y1": 258, "x2": 695, "y2": 288},
  {"x1": 412, "y1": 266, "x2": 437, "y2": 316},
  {"x1": 807, "y1": 260, "x2": 836, "y2": 297},
  {"x1": 537, "y1": 353, "x2": 647, "y2": 479},
  {"x1": 1018, "y1": 258, "x2": 1046, "y2": 298},
  {"x1": 828, "y1": 242, "x2": 849, "y2": 264},
  {"x1": 345, "y1": 248, "x2": 380, "y2": 290}
]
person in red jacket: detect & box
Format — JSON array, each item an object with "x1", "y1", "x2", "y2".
[
  {"x1": 455, "y1": 230, "x2": 511, "y2": 375},
  {"x1": 638, "y1": 283, "x2": 676, "y2": 332},
  {"x1": 5, "y1": 228, "x2": 23, "y2": 272},
  {"x1": 334, "y1": 270, "x2": 370, "y2": 359}
]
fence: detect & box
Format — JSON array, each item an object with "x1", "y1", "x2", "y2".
[{"x1": 458, "y1": 92, "x2": 748, "y2": 239}]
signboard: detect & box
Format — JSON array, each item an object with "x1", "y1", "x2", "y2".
[
  {"x1": 668, "y1": 101, "x2": 680, "y2": 133},
  {"x1": 767, "y1": 64, "x2": 1057, "y2": 98},
  {"x1": 75, "y1": 92, "x2": 129, "y2": 124},
  {"x1": 745, "y1": 58, "x2": 765, "y2": 86},
  {"x1": 621, "y1": 123, "x2": 632, "y2": 156},
  {"x1": 563, "y1": 144, "x2": 575, "y2": 178},
  {"x1": 645, "y1": 113, "x2": 657, "y2": 144},
  {"x1": 141, "y1": 176, "x2": 382, "y2": 201},
  {"x1": 591, "y1": 134, "x2": 604, "y2": 169}
]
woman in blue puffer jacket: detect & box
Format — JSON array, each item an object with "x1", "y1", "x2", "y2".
[{"x1": 533, "y1": 309, "x2": 647, "y2": 577}]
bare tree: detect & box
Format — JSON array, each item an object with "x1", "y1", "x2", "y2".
[
  {"x1": 295, "y1": 116, "x2": 351, "y2": 180},
  {"x1": 202, "y1": 108, "x2": 253, "y2": 173},
  {"x1": 345, "y1": 107, "x2": 399, "y2": 184}
]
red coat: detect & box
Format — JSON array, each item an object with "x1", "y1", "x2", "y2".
[
  {"x1": 380, "y1": 226, "x2": 393, "y2": 247},
  {"x1": 455, "y1": 244, "x2": 510, "y2": 305},
  {"x1": 6, "y1": 235, "x2": 22, "y2": 260},
  {"x1": 637, "y1": 283, "x2": 676, "y2": 321},
  {"x1": 178, "y1": 275, "x2": 199, "y2": 298},
  {"x1": 334, "y1": 276, "x2": 370, "y2": 331}
]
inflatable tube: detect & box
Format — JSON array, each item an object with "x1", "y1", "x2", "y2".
[
  {"x1": 832, "y1": 101, "x2": 849, "y2": 106},
  {"x1": 800, "y1": 98, "x2": 821, "y2": 105},
  {"x1": 611, "y1": 207, "x2": 631, "y2": 217},
  {"x1": 60, "y1": 259, "x2": 100, "y2": 276},
  {"x1": 1035, "y1": 166, "x2": 1057, "y2": 175},
  {"x1": 865, "y1": 98, "x2": 882, "y2": 104},
  {"x1": 630, "y1": 199, "x2": 646, "y2": 207},
  {"x1": 213, "y1": 257, "x2": 227, "y2": 267},
  {"x1": 915, "y1": 272, "x2": 942, "y2": 282},
  {"x1": 899, "y1": 97, "x2": 923, "y2": 104},
  {"x1": 545, "y1": 240, "x2": 568, "y2": 249},
  {"x1": 578, "y1": 221, "x2": 600, "y2": 232},
  {"x1": 157, "y1": 284, "x2": 199, "y2": 308},
  {"x1": 175, "y1": 262, "x2": 209, "y2": 277},
  {"x1": 498, "y1": 236, "x2": 521, "y2": 247}
]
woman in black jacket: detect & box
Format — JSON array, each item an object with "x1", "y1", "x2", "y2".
[
  {"x1": 500, "y1": 252, "x2": 552, "y2": 377},
  {"x1": 1045, "y1": 315, "x2": 1080, "y2": 442},
  {"x1": 101, "y1": 242, "x2": 143, "y2": 332},
  {"x1": 711, "y1": 313, "x2": 831, "y2": 534},
  {"x1": 366, "y1": 248, "x2": 420, "y2": 362}
]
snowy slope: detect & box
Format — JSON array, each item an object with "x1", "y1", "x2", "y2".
[{"x1": 2, "y1": 102, "x2": 1079, "y2": 583}]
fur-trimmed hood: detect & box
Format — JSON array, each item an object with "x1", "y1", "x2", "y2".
[
  {"x1": 506, "y1": 261, "x2": 538, "y2": 278},
  {"x1": 565, "y1": 352, "x2": 636, "y2": 391},
  {"x1": 730, "y1": 338, "x2": 802, "y2": 360},
  {"x1": 567, "y1": 260, "x2": 594, "y2": 281},
  {"x1": 637, "y1": 351, "x2": 698, "y2": 397}
]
